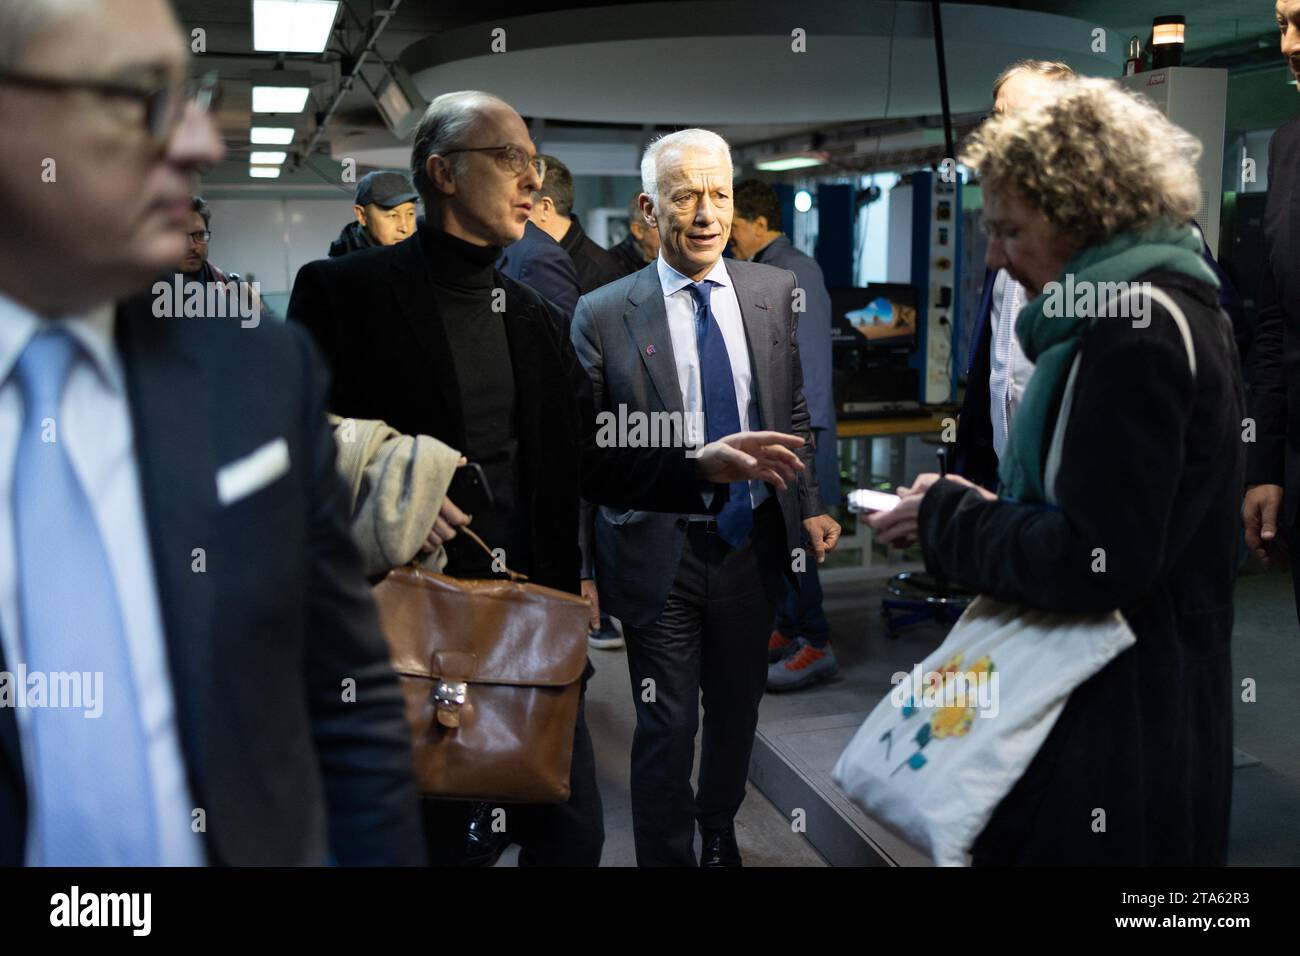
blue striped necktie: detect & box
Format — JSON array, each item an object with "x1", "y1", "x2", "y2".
[
  {"x1": 689, "y1": 281, "x2": 753, "y2": 548},
  {"x1": 12, "y1": 328, "x2": 158, "y2": 865}
]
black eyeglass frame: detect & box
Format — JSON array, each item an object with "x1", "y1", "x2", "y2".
[{"x1": 0, "y1": 69, "x2": 221, "y2": 143}]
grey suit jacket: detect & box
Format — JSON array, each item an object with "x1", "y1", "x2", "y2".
[{"x1": 571, "y1": 258, "x2": 823, "y2": 626}]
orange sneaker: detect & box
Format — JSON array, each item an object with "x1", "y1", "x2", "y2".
[
  {"x1": 768, "y1": 630, "x2": 796, "y2": 663},
  {"x1": 767, "y1": 639, "x2": 838, "y2": 691}
]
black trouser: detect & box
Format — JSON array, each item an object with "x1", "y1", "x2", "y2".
[
  {"x1": 621, "y1": 519, "x2": 779, "y2": 866},
  {"x1": 420, "y1": 684, "x2": 604, "y2": 867}
]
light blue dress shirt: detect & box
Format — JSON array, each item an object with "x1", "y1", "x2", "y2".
[{"x1": 0, "y1": 290, "x2": 205, "y2": 866}]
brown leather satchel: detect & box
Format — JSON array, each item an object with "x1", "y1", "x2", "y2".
[{"x1": 371, "y1": 529, "x2": 591, "y2": 804}]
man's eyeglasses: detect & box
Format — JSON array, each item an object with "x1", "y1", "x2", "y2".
[
  {"x1": 187, "y1": 230, "x2": 212, "y2": 244},
  {"x1": 0, "y1": 69, "x2": 221, "y2": 145},
  {"x1": 440, "y1": 144, "x2": 545, "y2": 179}
]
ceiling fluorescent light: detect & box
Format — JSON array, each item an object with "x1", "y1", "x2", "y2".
[
  {"x1": 251, "y1": 126, "x2": 295, "y2": 145},
  {"x1": 252, "y1": 86, "x2": 310, "y2": 113},
  {"x1": 251, "y1": 70, "x2": 313, "y2": 113},
  {"x1": 249, "y1": 166, "x2": 282, "y2": 179},
  {"x1": 249, "y1": 151, "x2": 288, "y2": 165},
  {"x1": 754, "y1": 151, "x2": 828, "y2": 172},
  {"x1": 253, "y1": 0, "x2": 340, "y2": 54}
]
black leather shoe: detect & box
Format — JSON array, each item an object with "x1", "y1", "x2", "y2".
[
  {"x1": 463, "y1": 802, "x2": 510, "y2": 867},
  {"x1": 699, "y1": 826, "x2": 742, "y2": 867}
]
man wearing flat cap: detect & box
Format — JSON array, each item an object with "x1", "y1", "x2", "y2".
[{"x1": 329, "y1": 170, "x2": 419, "y2": 257}]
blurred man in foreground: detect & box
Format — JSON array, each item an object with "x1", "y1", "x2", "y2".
[{"x1": 0, "y1": 0, "x2": 423, "y2": 865}]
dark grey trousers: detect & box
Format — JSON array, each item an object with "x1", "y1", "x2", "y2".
[{"x1": 622, "y1": 519, "x2": 779, "y2": 866}]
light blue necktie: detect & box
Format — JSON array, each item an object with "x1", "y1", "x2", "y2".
[{"x1": 12, "y1": 329, "x2": 158, "y2": 865}]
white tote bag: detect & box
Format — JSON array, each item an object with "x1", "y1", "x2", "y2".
[
  {"x1": 833, "y1": 287, "x2": 1195, "y2": 866},
  {"x1": 831, "y1": 597, "x2": 1136, "y2": 865}
]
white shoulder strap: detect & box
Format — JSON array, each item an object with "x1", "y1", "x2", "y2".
[{"x1": 1043, "y1": 284, "x2": 1195, "y2": 505}]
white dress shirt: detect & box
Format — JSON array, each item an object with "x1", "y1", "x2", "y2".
[
  {"x1": 988, "y1": 269, "x2": 1036, "y2": 459},
  {"x1": 0, "y1": 290, "x2": 204, "y2": 866},
  {"x1": 655, "y1": 255, "x2": 768, "y2": 512}
]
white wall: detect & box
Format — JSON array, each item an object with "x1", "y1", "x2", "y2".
[{"x1": 205, "y1": 198, "x2": 359, "y2": 295}]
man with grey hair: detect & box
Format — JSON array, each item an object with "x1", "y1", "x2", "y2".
[
  {"x1": 571, "y1": 128, "x2": 841, "y2": 866},
  {"x1": 954, "y1": 59, "x2": 1075, "y2": 489},
  {"x1": 291, "y1": 94, "x2": 811, "y2": 866},
  {"x1": 0, "y1": 0, "x2": 424, "y2": 865}
]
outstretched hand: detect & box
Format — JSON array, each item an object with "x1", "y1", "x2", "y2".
[{"x1": 695, "y1": 431, "x2": 806, "y2": 490}]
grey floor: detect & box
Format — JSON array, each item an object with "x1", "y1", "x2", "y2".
[{"x1": 502, "y1": 560, "x2": 1300, "y2": 867}]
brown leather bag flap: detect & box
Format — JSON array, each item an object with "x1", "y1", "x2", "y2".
[
  {"x1": 433, "y1": 650, "x2": 478, "y2": 681},
  {"x1": 373, "y1": 565, "x2": 590, "y2": 688}
]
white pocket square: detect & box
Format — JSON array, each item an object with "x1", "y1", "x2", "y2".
[{"x1": 216, "y1": 437, "x2": 290, "y2": 506}]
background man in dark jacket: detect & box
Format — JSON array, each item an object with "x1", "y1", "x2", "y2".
[
  {"x1": 497, "y1": 219, "x2": 581, "y2": 321},
  {"x1": 0, "y1": 0, "x2": 423, "y2": 866},
  {"x1": 608, "y1": 190, "x2": 661, "y2": 278},
  {"x1": 1244, "y1": 0, "x2": 1300, "y2": 625},
  {"x1": 328, "y1": 170, "x2": 418, "y2": 258},
  {"x1": 289, "y1": 90, "x2": 809, "y2": 866},
  {"x1": 529, "y1": 154, "x2": 622, "y2": 294},
  {"x1": 730, "y1": 178, "x2": 841, "y2": 692}
]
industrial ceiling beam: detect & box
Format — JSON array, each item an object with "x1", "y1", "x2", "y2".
[{"x1": 298, "y1": 0, "x2": 403, "y2": 165}]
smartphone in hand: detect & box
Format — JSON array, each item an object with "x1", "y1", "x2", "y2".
[
  {"x1": 847, "y1": 489, "x2": 902, "y2": 514},
  {"x1": 447, "y1": 461, "x2": 495, "y2": 513}
]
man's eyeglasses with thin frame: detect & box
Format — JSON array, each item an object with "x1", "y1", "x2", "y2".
[
  {"x1": 440, "y1": 144, "x2": 545, "y2": 179},
  {"x1": 187, "y1": 230, "x2": 212, "y2": 244},
  {"x1": 0, "y1": 69, "x2": 221, "y2": 145}
]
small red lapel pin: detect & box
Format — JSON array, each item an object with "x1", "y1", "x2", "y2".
[{"x1": 645, "y1": 344, "x2": 656, "y2": 355}]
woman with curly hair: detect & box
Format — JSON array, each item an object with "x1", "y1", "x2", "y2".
[{"x1": 869, "y1": 77, "x2": 1244, "y2": 864}]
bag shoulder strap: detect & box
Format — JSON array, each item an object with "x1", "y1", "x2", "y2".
[
  {"x1": 1044, "y1": 285, "x2": 1196, "y2": 504},
  {"x1": 416, "y1": 527, "x2": 529, "y2": 583}
]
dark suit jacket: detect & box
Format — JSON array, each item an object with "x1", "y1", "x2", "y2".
[
  {"x1": 1249, "y1": 115, "x2": 1300, "y2": 528},
  {"x1": 571, "y1": 259, "x2": 824, "y2": 626},
  {"x1": 288, "y1": 228, "x2": 716, "y2": 596},
  {"x1": 752, "y1": 236, "x2": 834, "y2": 433},
  {"x1": 953, "y1": 267, "x2": 999, "y2": 491},
  {"x1": 497, "y1": 220, "x2": 581, "y2": 321},
  {"x1": 560, "y1": 215, "x2": 622, "y2": 295},
  {"x1": 0, "y1": 302, "x2": 424, "y2": 866}
]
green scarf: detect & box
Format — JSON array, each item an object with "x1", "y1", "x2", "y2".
[{"x1": 998, "y1": 222, "x2": 1218, "y2": 503}]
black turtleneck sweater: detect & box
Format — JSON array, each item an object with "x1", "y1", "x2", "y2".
[{"x1": 420, "y1": 225, "x2": 528, "y2": 577}]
